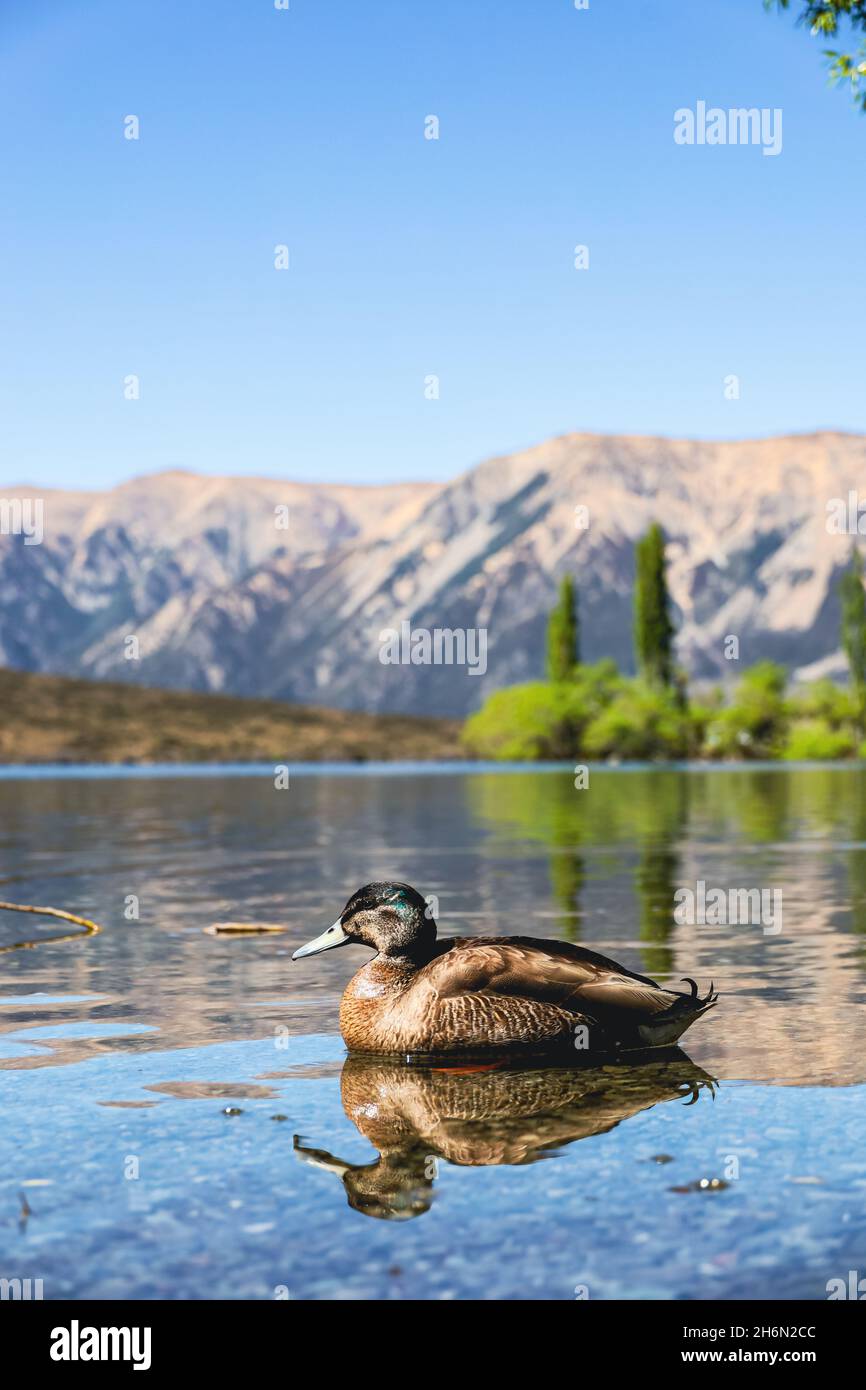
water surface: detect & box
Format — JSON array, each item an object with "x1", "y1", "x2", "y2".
[{"x1": 1, "y1": 764, "x2": 865, "y2": 1299}]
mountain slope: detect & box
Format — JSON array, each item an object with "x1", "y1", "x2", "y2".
[{"x1": 1, "y1": 431, "x2": 862, "y2": 716}]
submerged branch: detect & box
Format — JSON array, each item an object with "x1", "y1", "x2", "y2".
[{"x1": 0, "y1": 901, "x2": 102, "y2": 953}]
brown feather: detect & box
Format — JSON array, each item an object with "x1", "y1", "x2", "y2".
[{"x1": 339, "y1": 935, "x2": 715, "y2": 1054}]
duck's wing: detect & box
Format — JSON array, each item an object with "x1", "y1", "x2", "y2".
[{"x1": 424, "y1": 937, "x2": 714, "y2": 1035}]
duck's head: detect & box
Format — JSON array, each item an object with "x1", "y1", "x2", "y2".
[{"x1": 292, "y1": 882, "x2": 435, "y2": 963}]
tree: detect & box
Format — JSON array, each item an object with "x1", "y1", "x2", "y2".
[
  {"x1": 634, "y1": 523, "x2": 674, "y2": 688},
  {"x1": 767, "y1": 2, "x2": 866, "y2": 110},
  {"x1": 546, "y1": 575, "x2": 579, "y2": 681},
  {"x1": 840, "y1": 544, "x2": 866, "y2": 723}
]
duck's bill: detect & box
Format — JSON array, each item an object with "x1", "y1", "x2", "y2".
[
  {"x1": 293, "y1": 1136, "x2": 352, "y2": 1176},
  {"x1": 292, "y1": 920, "x2": 349, "y2": 960}
]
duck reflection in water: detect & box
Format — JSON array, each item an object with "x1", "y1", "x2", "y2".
[{"x1": 293, "y1": 1050, "x2": 717, "y2": 1221}]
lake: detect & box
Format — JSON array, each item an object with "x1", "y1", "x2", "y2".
[{"x1": 1, "y1": 763, "x2": 865, "y2": 1300}]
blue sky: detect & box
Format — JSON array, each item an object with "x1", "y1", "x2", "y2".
[{"x1": 1, "y1": 0, "x2": 864, "y2": 489}]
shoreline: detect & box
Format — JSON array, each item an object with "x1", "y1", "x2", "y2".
[{"x1": 1, "y1": 757, "x2": 865, "y2": 779}]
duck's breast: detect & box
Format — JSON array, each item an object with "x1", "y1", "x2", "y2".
[{"x1": 340, "y1": 959, "x2": 438, "y2": 1052}]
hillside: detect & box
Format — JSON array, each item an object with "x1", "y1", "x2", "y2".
[{"x1": 0, "y1": 669, "x2": 462, "y2": 765}]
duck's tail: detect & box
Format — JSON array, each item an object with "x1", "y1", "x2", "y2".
[{"x1": 635, "y1": 978, "x2": 719, "y2": 1049}]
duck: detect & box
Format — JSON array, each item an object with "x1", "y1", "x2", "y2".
[{"x1": 292, "y1": 881, "x2": 718, "y2": 1056}]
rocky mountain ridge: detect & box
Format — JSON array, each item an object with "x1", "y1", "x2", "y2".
[{"x1": 1, "y1": 430, "x2": 862, "y2": 715}]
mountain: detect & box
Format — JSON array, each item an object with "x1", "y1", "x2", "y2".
[{"x1": 1, "y1": 431, "x2": 863, "y2": 716}]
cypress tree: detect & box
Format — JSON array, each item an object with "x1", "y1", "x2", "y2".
[
  {"x1": 546, "y1": 574, "x2": 579, "y2": 681},
  {"x1": 634, "y1": 522, "x2": 674, "y2": 687},
  {"x1": 840, "y1": 543, "x2": 866, "y2": 723}
]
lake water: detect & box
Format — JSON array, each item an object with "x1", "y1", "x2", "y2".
[{"x1": 1, "y1": 763, "x2": 865, "y2": 1300}]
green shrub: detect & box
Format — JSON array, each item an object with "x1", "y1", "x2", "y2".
[
  {"x1": 462, "y1": 661, "x2": 621, "y2": 761},
  {"x1": 789, "y1": 678, "x2": 859, "y2": 729},
  {"x1": 464, "y1": 657, "x2": 863, "y2": 764},
  {"x1": 703, "y1": 661, "x2": 789, "y2": 759},
  {"x1": 462, "y1": 682, "x2": 579, "y2": 760},
  {"x1": 783, "y1": 720, "x2": 857, "y2": 761},
  {"x1": 581, "y1": 683, "x2": 694, "y2": 761}
]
